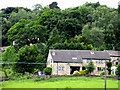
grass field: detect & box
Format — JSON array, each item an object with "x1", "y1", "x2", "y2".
[{"x1": 1, "y1": 76, "x2": 119, "y2": 88}]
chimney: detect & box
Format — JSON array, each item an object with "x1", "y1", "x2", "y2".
[
  {"x1": 52, "y1": 49, "x2": 55, "y2": 55},
  {"x1": 112, "y1": 47, "x2": 115, "y2": 51},
  {"x1": 90, "y1": 48, "x2": 94, "y2": 54}
]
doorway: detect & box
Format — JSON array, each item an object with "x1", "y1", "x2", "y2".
[{"x1": 70, "y1": 66, "x2": 80, "y2": 74}]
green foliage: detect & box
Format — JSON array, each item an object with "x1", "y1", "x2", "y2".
[
  {"x1": 43, "y1": 67, "x2": 52, "y2": 75},
  {"x1": 14, "y1": 73, "x2": 23, "y2": 77},
  {"x1": 115, "y1": 64, "x2": 120, "y2": 76},
  {"x1": 86, "y1": 60, "x2": 95, "y2": 74},
  {"x1": 79, "y1": 70, "x2": 88, "y2": 75},
  {"x1": 106, "y1": 62, "x2": 112, "y2": 75},
  {"x1": 1, "y1": 2, "x2": 119, "y2": 50},
  {"x1": 33, "y1": 76, "x2": 44, "y2": 82},
  {"x1": 2, "y1": 46, "x2": 18, "y2": 78},
  {"x1": 1, "y1": 2, "x2": 120, "y2": 77},
  {"x1": 51, "y1": 42, "x2": 90, "y2": 50},
  {"x1": 100, "y1": 71, "x2": 105, "y2": 75},
  {"x1": 82, "y1": 24, "x2": 105, "y2": 47},
  {"x1": 73, "y1": 71, "x2": 79, "y2": 75},
  {"x1": 82, "y1": 66, "x2": 86, "y2": 70},
  {"x1": 110, "y1": 74, "x2": 116, "y2": 76},
  {"x1": 2, "y1": 46, "x2": 18, "y2": 62},
  {"x1": 12, "y1": 45, "x2": 45, "y2": 74}
]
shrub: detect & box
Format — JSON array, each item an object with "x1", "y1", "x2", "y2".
[
  {"x1": 106, "y1": 62, "x2": 112, "y2": 75},
  {"x1": 73, "y1": 71, "x2": 79, "y2": 75},
  {"x1": 24, "y1": 72, "x2": 29, "y2": 76},
  {"x1": 87, "y1": 60, "x2": 95, "y2": 74},
  {"x1": 33, "y1": 76, "x2": 44, "y2": 82},
  {"x1": 82, "y1": 66, "x2": 86, "y2": 70},
  {"x1": 115, "y1": 64, "x2": 120, "y2": 76},
  {"x1": 111, "y1": 74, "x2": 116, "y2": 76},
  {"x1": 79, "y1": 70, "x2": 88, "y2": 75},
  {"x1": 43, "y1": 67, "x2": 52, "y2": 75},
  {"x1": 100, "y1": 71, "x2": 105, "y2": 75},
  {"x1": 15, "y1": 73, "x2": 23, "y2": 77}
]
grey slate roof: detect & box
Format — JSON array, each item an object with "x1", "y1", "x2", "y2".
[
  {"x1": 105, "y1": 50, "x2": 120, "y2": 57},
  {"x1": 49, "y1": 50, "x2": 111, "y2": 63}
]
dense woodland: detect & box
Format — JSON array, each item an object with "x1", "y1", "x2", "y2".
[{"x1": 0, "y1": 2, "x2": 120, "y2": 74}]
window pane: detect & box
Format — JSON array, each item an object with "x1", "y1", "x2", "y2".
[
  {"x1": 62, "y1": 67, "x2": 64, "y2": 71},
  {"x1": 58, "y1": 66, "x2": 61, "y2": 71},
  {"x1": 61, "y1": 67, "x2": 62, "y2": 71}
]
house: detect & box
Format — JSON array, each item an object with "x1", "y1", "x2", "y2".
[
  {"x1": 105, "y1": 50, "x2": 120, "y2": 65},
  {"x1": 105, "y1": 50, "x2": 120, "y2": 75},
  {"x1": 47, "y1": 49, "x2": 111, "y2": 75}
]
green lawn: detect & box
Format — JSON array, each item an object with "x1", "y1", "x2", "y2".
[{"x1": 2, "y1": 76, "x2": 119, "y2": 88}]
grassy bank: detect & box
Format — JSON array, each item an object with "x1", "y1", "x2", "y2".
[{"x1": 2, "y1": 76, "x2": 118, "y2": 88}]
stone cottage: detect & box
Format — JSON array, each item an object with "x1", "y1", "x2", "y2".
[
  {"x1": 105, "y1": 50, "x2": 120, "y2": 75},
  {"x1": 105, "y1": 50, "x2": 120, "y2": 65},
  {"x1": 47, "y1": 50, "x2": 111, "y2": 75}
]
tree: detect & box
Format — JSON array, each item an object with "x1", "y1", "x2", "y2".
[
  {"x1": 8, "y1": 9, "x2": 36, "y2": 25},
  {"x1": 7, "y1": 19, "x2": 47, "y2": 47},
  {"x1": 104, "y1": 24, "x2": 115, "y2": 49},
  {"x1": 49, "y1": 2, "x2": 60, "y2": 9},
  {"x1": 115, "y1": 63, "x2": 120, "y2": 77},
  {"x1": 57, "y1": 18, "x2": 82, "y2": 40},
  {"x1": 106, "y1": 62, "x2": 112, "y2": 75},
  {"x1": 82, "y1": 24, "x2": 105, "y2": 47},
  {"x1": 47, "y1": 28, "x2": 61, "y2": 47},
  {"x1": 12, "y1": 45, "x2": 45, "y2": 74},
  {"x1": 43, "y1": 67, "x2": 52, "y2": 75},
  {"x1": 2, "y1": 46, "x2": 18, "y2": 77},
  {"x1": 87, "y1": 60, "x2": 95, "y2": 74}
]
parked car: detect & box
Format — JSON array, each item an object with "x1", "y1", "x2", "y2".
[{"x1": 38, "y1": 71, "x2": 45, "y2": 76}]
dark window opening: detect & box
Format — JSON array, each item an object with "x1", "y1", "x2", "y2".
[{"x1": 70, "y1": 66, "x2": 80, "y2": 74}]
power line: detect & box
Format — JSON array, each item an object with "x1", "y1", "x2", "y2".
[{"x1": 0, "y1": 61, "x2": 47, "y2": 64}]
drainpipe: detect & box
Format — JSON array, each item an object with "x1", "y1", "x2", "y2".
[{"x1": 57, "y1": 62, "x2": 58, "y2": 75}]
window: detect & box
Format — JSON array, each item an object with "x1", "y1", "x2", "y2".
[
  {"x1": 97, "y1": 67, "x2": 104, "y2": 71},
  {"x1": 58, "y1": 66, "x2": 65, "y2": 71},
  {"x1": 97, "y1": 60, "x2": 103, "y2": 64},
  {"x1": 86, "y1": 60, "x2": 90, "y2": 63},
  {"x1": 62, "y1": 67, "x2": 65, "y2": 71},
  {"x1": 58, "y1": 66, "x2": 61, "y2": 71},
  {"x1": 72, "y1": 57, "x2": 77, "y2": 60}
]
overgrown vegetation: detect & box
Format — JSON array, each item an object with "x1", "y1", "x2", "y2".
[
  {"x1": 0, "y1": 2, "x2": 120, "y2": 76},
  {"x1": 43, "y1": 67, "x2": 52, "y2": 75}
]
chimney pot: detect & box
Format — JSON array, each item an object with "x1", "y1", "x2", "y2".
[{"x1": 52, "y1": 49, "x2": 55, "y2": 55}]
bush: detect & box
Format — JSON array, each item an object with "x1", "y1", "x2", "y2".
[
  {"x1": 24, "y1": 72, "x2": 29, "y2": 76},
  {"x1": 82, "y1": 66, "x2": 86, "y2": 70},
  {"x1": 33, "y1": 76, "x2": 44, "y2": 82},
  {"x1": 43, "y1": 67, "x2": 52, "y2": 75},
  {"x1": 15, "y1": 73, "x2": 23, "y2": 77},
  {"x1": 111, "y1": 74, "x2": 116, "y2": 76},
  {"x1": 79, "y1": 70, "x2": 88, "y2": 75},
  {"x1": 73, "y1": 71, "x2": 79, "y2": 75},
  {"x1": 115, "y1": 64, "x2": 120, "y2": 76},
  {"x1": 100, "y1": 71, "x2": 105, "y2": 75}
]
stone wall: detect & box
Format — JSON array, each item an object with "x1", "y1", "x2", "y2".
[{"x1": 52, "y1": 59, "x2": 109, "y2": 75}]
